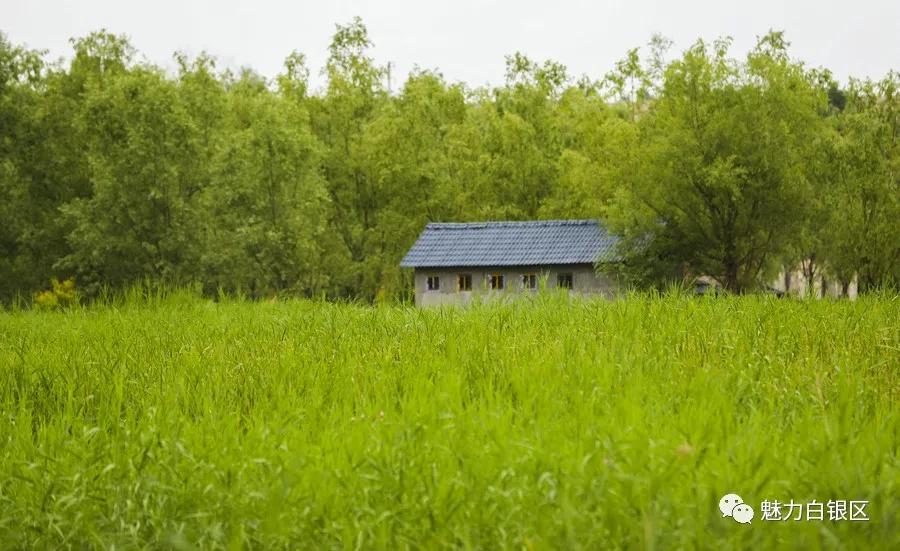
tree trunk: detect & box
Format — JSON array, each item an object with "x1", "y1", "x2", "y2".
[
  {"x1": 723, "y1": 254, "x2": 741, "y2": 293},
  {"x1": 802, "y1": 255, "x2": 817, "y2": 297}
]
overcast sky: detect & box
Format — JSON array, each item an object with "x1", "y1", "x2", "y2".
[{"x1": 5, "y1": 1, "x2": 899, "y2": 91}]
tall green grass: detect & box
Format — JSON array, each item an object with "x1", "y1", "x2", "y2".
[{"x1": 1, "y1": 292, "x2": 897, "y2": 549}]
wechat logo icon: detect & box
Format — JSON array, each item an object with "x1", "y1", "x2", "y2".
[{"x1": 720, "y1": 493, "x2": 754, "y2": 524}]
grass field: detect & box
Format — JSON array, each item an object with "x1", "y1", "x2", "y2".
[{"x1": 0, "y1": 291, "x2": 897, "y2": 549}]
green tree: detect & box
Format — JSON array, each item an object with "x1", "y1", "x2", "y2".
[
  {"x1": 356, "y1": 70, "x2": 468, "y2": 298},
  {"x1": 308, "y1": 17, "x2": 386, "y2": 298},
  {"x1": 1, "y1": 22, "x2": 897, "y2": 303},
  {"x1": 0, "y1": 32, "x2": 44, "y2": 301},
  {"x1": 0, "y1": 32, "x2": 93, "y2": 303},
  {"x1": 820, "y1": 73, "x2": 900, "y2": 292},
  {"x1": 59, "y1": 49, "x2": 200, "y2": 294},
  {"x1": 606, "y1": 33, "x2": 827, "y2": 292},
  {"x1": 198, "y1": 70, "x2": 330, "y2": 297},
  {"x1": 539, "y1": 85, "x2": 636, "y2": 219}
]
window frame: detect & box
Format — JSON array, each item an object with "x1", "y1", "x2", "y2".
[
  {"x1": 488, "y1": 273, "x2": 505, "y2": 290},
  {"x1": 426, "y1": 275, "x2": 440, "y2": 291},
  {"x1": 521, "y1": 273, "x2": 537, "y2": 290},
  {"x1": 457, "y1": 273, "x2": 472, "y2": 292},
  {"x1": 557, "y1": 272, "x2": 573, "y2": 290}
]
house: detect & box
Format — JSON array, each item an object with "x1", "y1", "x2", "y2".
[
  {"x1": 695, "y1": 264, "x2": 858, "y2": 298},
  {"x1": 771, "y1": 263, "x2": 858, "y2": 299},
  {"x1": 400, "y1": 220, "x2": 620, "y2": 306}
]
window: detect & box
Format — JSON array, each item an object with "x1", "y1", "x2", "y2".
[
  {"x1": 488, "y1": 273, "x2": 504, "y2": 290},
  {"x1": 457, "y1": 273, "x2": 472, "y2": 291},
  {"x1": 557, "y1": 273, "x2": 573, "y2": 290},
  {"x1": 521, "y1": 273, "x2": 537, "y2": 290},
  {"x1": 426, "y1": 275, "x2": 440, "y2": 291}
]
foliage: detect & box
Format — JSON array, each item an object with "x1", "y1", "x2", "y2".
[
  {"x1": 32, "y1": 277, "x2": 78, "y2": 309},
  {"x1": 0, "y1": 25, "x2": 897, "y2": 303},
  {"x1": 819, "y1": 73, "x2": 900, "y2": 292},
  {"x1": 0, "y1": 294, "x2": 896, "y2": 547},
  {"x1": 604, "y1": 33, "x2": 828, "y2": 292}
]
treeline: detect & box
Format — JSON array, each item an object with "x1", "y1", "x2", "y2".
[{"x1": 1, "y1": 19, "x2": 897, "y2": 303}]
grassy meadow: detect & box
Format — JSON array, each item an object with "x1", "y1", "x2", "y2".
[{"x1": 0, "y1": 291, "x2": 897, "y2": 549}]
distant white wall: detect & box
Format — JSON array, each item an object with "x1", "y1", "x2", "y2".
[
  {"x1": 770, "y1": 266, "x2": 858, "y2": 299},
  {"x1": 412, "y1": 264, "x2": 618, "y2": 306}
]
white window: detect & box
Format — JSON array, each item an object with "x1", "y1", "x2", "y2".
[{"x1": 521, "y1": 273, "x2": 537, "y2": 290}]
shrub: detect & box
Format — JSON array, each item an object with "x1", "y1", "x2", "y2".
[{"x1": 33, "y1": 278, "x2": 78, "y2": 309}]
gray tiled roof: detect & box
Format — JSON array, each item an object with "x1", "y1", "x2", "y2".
[{"x1": 400, "y1": 219, "x2": 620, "y2": 268}]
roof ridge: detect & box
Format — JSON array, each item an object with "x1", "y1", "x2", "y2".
[{"x1": 426, "y1": 219, "x2": 599, "y2": 229}]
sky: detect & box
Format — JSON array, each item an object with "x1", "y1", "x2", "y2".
[{"x1": 5, "y1": 0, "x2": 899, "y2": 91}]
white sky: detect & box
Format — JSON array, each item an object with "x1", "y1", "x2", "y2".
[{"x1": 5, "y1": 0, "x2": 899, "y2": 91}]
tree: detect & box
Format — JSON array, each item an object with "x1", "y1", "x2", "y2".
[
  {"x1": 605, "y1": 33, "x2": 828, "y2": 292},
  {"x1": 356, "y1": 70, "x2": 468, "y2": 299},
  {"x1": 308, "y1": 17, "x2": 386, "y2": 298},
  {"x1": 539, "y1": 85, "x2": 636, "y2": 219},
  {"x1": 0, "y1": 32, "x2": 44, "y2": 301},
  {"x1": 820, "y1": 73, "x2": 900, "y2": 292},
  {"x1": 0, "y1": 22, "x2": 896, "y2": 303},
  {"x1": 197, "y1": 70, "x2": 330, "y2": 297},
  {"x1": 59, "y1": 57, "x2": 200, "y2": 293},
  {"x1": 0, "y1": 32, "x2": 93, "y2": 303}
]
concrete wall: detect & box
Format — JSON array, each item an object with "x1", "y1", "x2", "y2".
[
  {"x1": 770, "y1": 267, "x2": 858, "y2": 299},
  {"x1": 412, "y1": 264, "x2": 618, "y2": 306}
]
